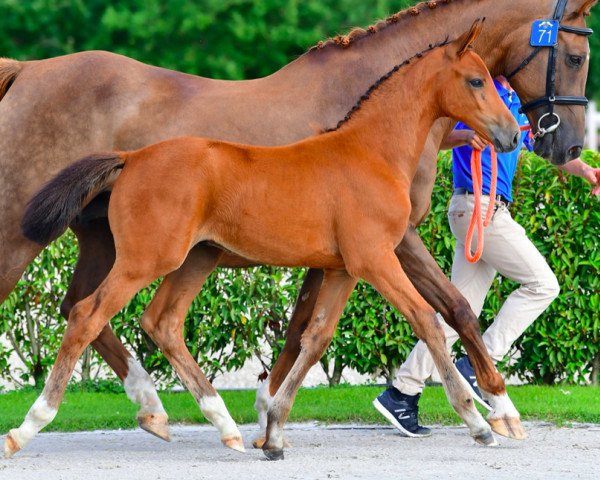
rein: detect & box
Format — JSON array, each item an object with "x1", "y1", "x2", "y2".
[
  {"x1": 506, "y1": 0, "x2": 593, "y2": 139},
  {"x1": 464, "y1": 125, "x2": 531, "y2": 263}
]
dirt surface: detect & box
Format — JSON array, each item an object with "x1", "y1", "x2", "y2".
[{"x1": 1, "y1": 422, "x2": 598, "y2": 480}]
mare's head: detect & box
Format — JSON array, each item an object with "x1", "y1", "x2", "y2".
[
  {"x1": 502, "y1": 0, "x2": 596, "y2": 165},
  {"x1": 437, "y1": 20, "x2": 520, "y2": 152}
]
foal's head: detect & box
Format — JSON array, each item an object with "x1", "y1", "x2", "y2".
[{"x1": 437, "y1": 20, "x2": 520, "y2": 153}]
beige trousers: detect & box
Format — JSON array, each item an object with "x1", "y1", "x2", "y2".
[{"x1": 394, "y1": 193, "x2": 560, "y2": 396}]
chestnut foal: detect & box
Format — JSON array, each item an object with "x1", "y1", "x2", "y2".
[{"x1": 11, "y1": 23, "x2": 518, "y2": 460}]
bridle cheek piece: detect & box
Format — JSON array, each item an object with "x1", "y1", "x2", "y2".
[{"x1": 506, "y1": 0, "x2": 593, "y2": 139}]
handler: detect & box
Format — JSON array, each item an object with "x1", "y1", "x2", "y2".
[{"x1": 373, "y1": 75, "x2": 600, "y2": 437}]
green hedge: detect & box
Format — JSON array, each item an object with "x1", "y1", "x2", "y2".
[{"x1": 2, "y1": 152, "x2": 598, "y2": 388}]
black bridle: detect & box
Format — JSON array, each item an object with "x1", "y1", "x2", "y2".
[{"x1": 506, "y1": 0, "x2": 593, "y2": 139}]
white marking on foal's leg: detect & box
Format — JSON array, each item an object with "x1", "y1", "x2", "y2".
[
  {"x1": 124, "y1": 358, "x2": 171, "y2": 441},
  {"x1": 200, "y1": 395, "x2": 245, "y2": 452},
  {"x1": 483, "y1": 391, "x2": 526, "y2": 440},
  {"x1": 5, "y1": 395, "x2": 57, "y2": 456},
  {"x1": 255, "y1": 378, "x2": 273, "y2": 434},
  {"x1": 124, "y1": 357, "x2": 166, "y2": 415}
]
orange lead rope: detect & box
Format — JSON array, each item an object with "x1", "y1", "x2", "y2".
[{"x1": 464, "y1": 125, "x2": 530, "y2": 263}]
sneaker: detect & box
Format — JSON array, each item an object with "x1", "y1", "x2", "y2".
[
  {"x1": 373, "y1": 387, "x2": 432, "y2": 437},
  {"x1": 455, "y1": 356, "x2": 491, "y2": 410}
]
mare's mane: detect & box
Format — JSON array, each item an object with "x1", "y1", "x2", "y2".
[
  {"x1": 322, "y1": 39, "x2": 450, "y2": 134},
  {"x1": 309, "y1": 0, "x2": 459, "y2": 52}
]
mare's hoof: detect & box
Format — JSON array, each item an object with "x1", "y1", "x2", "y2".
[
  {"x1": 138, "y1": 413, "x2": 171, "y2": 442},
  {"x1": 473, "y1": 430, "x2": 498, "y2": 447},
  {"x1": 4, "y1": 431, "x2": 22, "y2": 459},
  {"x1": 222, "y1": 436, "x2": 246, "y2": 453},
  {"x1": 488, "y1": 416, "x2": 527, "y2": 440},
  {"x1": 263, "y1": 448, "x2": 285, "y2": 461}
]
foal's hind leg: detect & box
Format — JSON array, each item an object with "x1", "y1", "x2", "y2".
[
  {"x1": 67, "y1": 219, "x2": 169, "y2": 440},
  {"x1": 139, "y1": 245, "x2": 244, "y2": 452},
  {"x1": 262, "y1": 269, "x2": 357, "y2": 460},
  {"x1": 396, "y1": 227, "x2": 524, "y2": 440},
  {"x1": 353, "y1": 249, "x2": 494, "y2": 445},
  {"x1": 4, "y1": 262, "x2": 155, "y2": 458},
  {"x1": 253, "y1": 268, "x2": 324, "y2": 449}
]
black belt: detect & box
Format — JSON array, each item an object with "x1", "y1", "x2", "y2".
[{"x1": 453, "y1": 188, "x2": 511, "y2": 207}]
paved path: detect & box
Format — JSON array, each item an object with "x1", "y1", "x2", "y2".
[{"x1": 1, "y1": 422, "x2": 599, "y2": 479}]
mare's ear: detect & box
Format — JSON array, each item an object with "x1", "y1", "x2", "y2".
[{"x1": 447, "y1": 18, "x2": 485, "y2": 59}]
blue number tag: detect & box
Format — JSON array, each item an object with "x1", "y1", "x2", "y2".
[{"x1": 530, "y1": 20, "x2": 559, "y2": 47}]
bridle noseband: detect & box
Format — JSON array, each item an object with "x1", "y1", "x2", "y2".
[{"x1": 506, "y1": 0, "x2": 593, "y2": 139}]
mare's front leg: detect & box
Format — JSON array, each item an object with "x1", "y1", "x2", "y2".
[
  {"x1": 66, "y1": 218, "x2": 169, "y2": 440},
  {"x1": 353, "y1": 248, "x2": 494, "y2": 446},
  {"x1": 139, "y1": 244, "x2": 245, "y2": 452},
  {"x1": 4, "y1": 259, "x2": 159, "y2": 458},
  {"x1": 396, "y1": 226, "x2": 524, "y2": 439},
  {"x1": 253, "y1": 268, "x2": 324, "y2": 448},
  {"x1": 262, "y1": 269, "x2": 357, "y2": 460}
]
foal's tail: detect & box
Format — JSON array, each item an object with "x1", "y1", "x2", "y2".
[
  {"x1": 22, "y1": 153, "x2": 125, "y2": 245},
  {"x1": 0, "y1": 58, "x2": 22, "y2": 102}
]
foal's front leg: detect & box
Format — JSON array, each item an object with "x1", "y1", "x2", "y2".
[
  {"x1": 262, "y1": 269, "x2": 357, "y2": 460},
  {"x1": 396, "y1": 226, "x2": 524, "y2": 439},
  {"x1": 139, "y1": 245, "x2": 245, "y2": 452},
  {"x1": 354, "y1": 249, "x2": 495, "y2": 446}
]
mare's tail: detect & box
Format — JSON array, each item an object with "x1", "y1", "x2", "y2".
[
  {"x1": 0, "y1": 58, "x2": 22, "y2": 102},
  {"x1": 22, "y1": 153, "x2": 125, "y2": 245}
]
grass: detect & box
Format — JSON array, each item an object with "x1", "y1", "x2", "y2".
[{"x1": 0, "y1": 385, "x2": 598, "y2": 433}]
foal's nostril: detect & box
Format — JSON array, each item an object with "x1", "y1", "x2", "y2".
[
  {"x1": 568, "y1": 145, "x2": 582, "y2": 159},
  {"x1": 512, "y1": 132, "x2": 519, "y2": 150}
]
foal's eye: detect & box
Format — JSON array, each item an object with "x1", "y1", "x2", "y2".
[
  {"x1": 469, "y1": 79, "x2": 484, "y2": 88},
  {"x1": 567, "y1": 55, "x2": 584, "y2": 68}
]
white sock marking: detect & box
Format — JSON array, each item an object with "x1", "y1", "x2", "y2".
[
  {"x1": 200, "y1": 395, "x2": 240, "y2": 439},
  {"x1": 10, "y1": 395, "x2": 57, "y2": 449},
  {"x1": 123, "y1": 357, "x2": 166, "y2": 415},
  {"x1": 255, "y1": 378, "x2": 273, "y2": 433}
]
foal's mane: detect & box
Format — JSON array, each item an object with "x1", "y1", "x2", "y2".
[
  {"x1": 322, "y1": 39, "x2": 450, "y2": 134},
  {"x1": 309, "y1": 0, "x2": 459, "y2": 52}
]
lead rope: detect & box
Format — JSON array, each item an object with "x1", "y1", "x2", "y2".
[{"x1": 464, "y1": 125, "x2": 530, "y2": 263}]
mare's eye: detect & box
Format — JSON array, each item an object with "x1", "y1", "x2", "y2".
[
  {"x1": 469, "y1": 79, "x2": 484, "y2": 88},
  {"x1": 567, "y1": 55, "x2": 584, "y2": 68}
]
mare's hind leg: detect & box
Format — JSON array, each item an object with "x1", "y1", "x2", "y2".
[
  {"x1": 67, "y1": 218, "x2": 169, "y2": 440},
  {"x1": 396, "y1": 226, "x2": 524, "y2": 439},
  {"x1": 353, "y1": 249, "x2": 494, "y2": 445},
  {"x1": 4, "y1": 261, "x2": 157, "y2": 458},
  {"x1": 253, "y1": 268, "x2": 324, "y2": 449},
  {"x1": 139, "y1": 245, "x2": 245, "y2": 452},
  {"x1": 262, "y1": 269, "x2": 357, "y2": 460}
]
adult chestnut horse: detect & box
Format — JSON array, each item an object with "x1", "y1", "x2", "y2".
[
  {"x1": 0, "y1": 0, "x2": 594, "y2": 445},
  {"x1": 11, "y1": 25, "x2": 520, "y2": 460}
]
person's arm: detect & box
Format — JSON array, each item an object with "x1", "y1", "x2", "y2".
[
  {"x1": 440, "y1": 130, "x2": 489, "y2": 150},
  {"x1": 557, "y1": 158, "x2": 600, "y2": 196}
]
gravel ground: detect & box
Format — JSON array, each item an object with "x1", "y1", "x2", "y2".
[{"x1": 1, "y1": 422, "x2": 599, "y2": 480}]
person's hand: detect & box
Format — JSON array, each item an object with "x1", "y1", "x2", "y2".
[
  {"x1": 583, "y1": 166, "x2": 600, "y2": 196},
  {"x1": 466, "y1": 131, "x2": 489, "y2": 151}
]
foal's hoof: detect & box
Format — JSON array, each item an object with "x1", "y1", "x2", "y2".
[
  {"x1": 4, "y1": 430, "x2": 22, "y2": 459},
  {"x1": 263, "y1": 447, "x2": 285, "y2": 461},
  {"x1": 473, "y1": 430, "x2": 498, "y2": 447},
  {"x1": 253, "y1": 436, "x2": 290, "y2": 449},
  {"x1": 138, "y1": 412, "x2": 171, "y2": 442},
  {"x1": 222, "y1": 435, "x2": 246, "y2": 453},
  {"x1": 488, "y1": 416, "x2": 527, "y2": 440}
]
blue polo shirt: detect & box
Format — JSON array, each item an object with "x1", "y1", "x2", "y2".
[{"x1": 452, "y1": 80, "x2": 534, "y2": 202}]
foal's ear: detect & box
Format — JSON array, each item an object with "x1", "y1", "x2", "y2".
[{"x1": 448, "y1": 18, "x2": 485, "y2": 59}]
